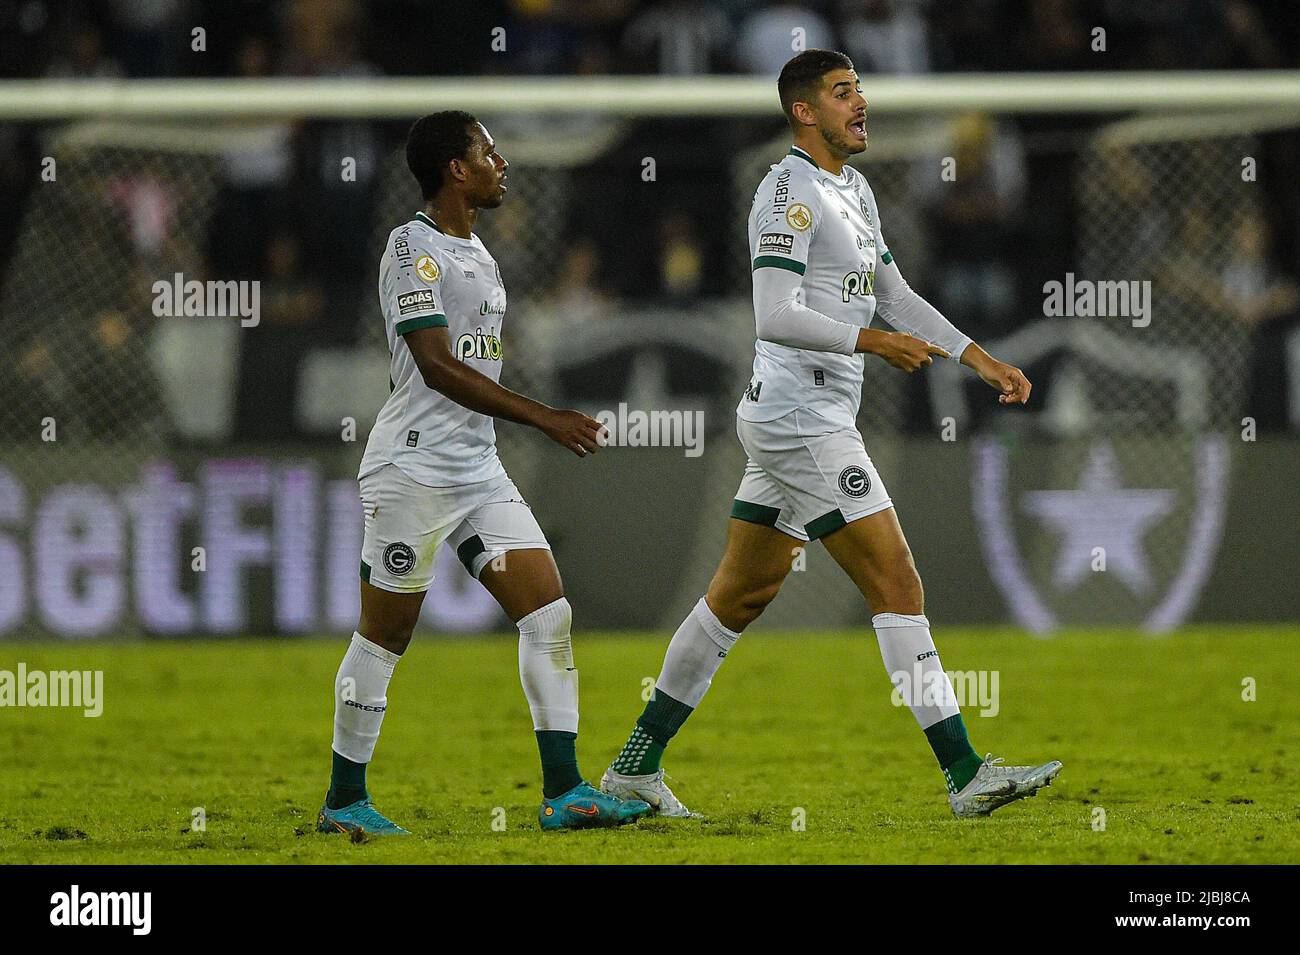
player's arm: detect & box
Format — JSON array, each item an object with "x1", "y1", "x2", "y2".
[
  {"x1": 865, "y1": 188, "x2": 1030, "y2": 402},
  {"x1": 750, "y1": 184, "x2": 864, "y2": 353},
  {"x1": 753, "y1": 265, "x2": 948, "y2": 370},
  {"x1": 873, "y1": 258, "x2": 1029, "y2": 403},
  {"x1": 403, "y1": 325, "x2": 604, "y2": 456},
  {"x1": 751, "y1": 182, "x2": 942, "y2": 370}
]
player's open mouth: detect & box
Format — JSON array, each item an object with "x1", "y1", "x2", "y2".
[{"x1": 849, "y1": 119, "x2": 867, "y2": 141}]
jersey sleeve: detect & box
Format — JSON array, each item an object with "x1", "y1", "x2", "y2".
[
  {"x1": 386, "y1": 244, "x2": 449, "y2": 336},
  {"x1": 750, "y1": 173, "x2": 822, "y2": 277},
  {"x1": 863, "y1": 179, "x2": 894, "y2": 269}
]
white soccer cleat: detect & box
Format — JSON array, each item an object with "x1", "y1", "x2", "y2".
[
  {"x1": 949, "y1": 754, "x2": 1063, "y2": 818},
  {"x1": 600, "y1": 768, "x2": 693, "y2": 818}
]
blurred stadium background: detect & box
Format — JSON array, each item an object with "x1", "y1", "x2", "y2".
[{"x1": 0, "y1": 0, "x2": 1297, "y2": 641}]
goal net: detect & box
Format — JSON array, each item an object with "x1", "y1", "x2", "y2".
[{"x1": 0, "y1": 76, "x2": 1293, "y2": 636}]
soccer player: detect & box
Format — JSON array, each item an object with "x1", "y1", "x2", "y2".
[
  {"x1": 601, "y1": 52, "x2": 1062, "y2": 818},
  {"x1": 317, "y1": 112, "x2": 650, "y2": 836}
]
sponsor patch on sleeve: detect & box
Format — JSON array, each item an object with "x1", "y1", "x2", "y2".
[
  {"x1": 396, "y1": 289, "x2": 438, "y2": 316},
  {"x1": 757, "y1": 232, "x2": 795, "y2": 255}
]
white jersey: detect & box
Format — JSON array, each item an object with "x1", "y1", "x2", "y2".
[
  {"x1": 739, "y1": 145, "x2": 890, "y2": 426},
  {"x1": 359, "y1": 211, "x2": 508, "y2": 487}
]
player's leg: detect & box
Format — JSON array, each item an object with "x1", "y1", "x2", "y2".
[
  {"x1": 820, "y1": 494, "x2": 1060, "y2": 815},
  {"x1": 326, "y1": 579, "x2": 423, "y2": 813},
  {"x1": 450, "y1": 478, "x2": 650, "y2": 829},
  {"x1": 604, "y1": 471, "x2": 802, "y2": 814},
  {"x1": 474, "y1": 547, "x2": 580, "y2": 801},
  {"x1": 819, "y1": 508, "x2": 987, "y2": 788},
  {"x1": 319, "y1": 466, "x2": 450, "y2": 837}
]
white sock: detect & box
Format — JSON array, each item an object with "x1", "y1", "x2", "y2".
[
  {"x1": 871, "y1": 612, "x2": 960, "y2": 731},
  {"x1": 656, "y1": 597, "x2": 740, "y2": 708},
  {"x1": 332, "y1": 632, "x2": 400, "y2": 763},
  {"x1": 518, "y1": 597, "x2": 579, "y2": 732}
]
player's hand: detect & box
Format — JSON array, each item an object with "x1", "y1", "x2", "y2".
[
  {"x1": 863, "y1": 329, "x2": 949, "y2": 372},
  {"x1": 976, "y1": 359, "x2": 1032, "y2": 405},
  {"x1": 537, "y1": 408, "x2": 606, "y2": 457}
]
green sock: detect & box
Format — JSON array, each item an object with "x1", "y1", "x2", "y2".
[
  {"x1": 326, "y1": 750, "x2": 368, "y2": 809},
  {"x1": 924, "y1": 714, "x2": 983, "y2": 793},
  {"x1": 536, "y1": 730, "x2": 583, "y2": 799},
  {"x1": 610, "y1": 688, "x2": 695, "y2": 775}
]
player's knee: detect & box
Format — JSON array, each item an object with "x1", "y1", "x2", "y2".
[
  {"x1": 873, "y1": 565, "x2": 924, "y2": 615},
  {"x1": 741, "y1": 578, "x2": 782, "y2": 615},
  {"x1": 709, "y1": 576, "x2": 780, "y2": 630},
  {"x1": 364, "y1": 625, "x2": 414, "y2": 656}
]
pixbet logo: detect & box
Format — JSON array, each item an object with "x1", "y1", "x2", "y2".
[
  {"x1": 456, "y1": 327, "x2": 503, "y2": 362},
  {"x1": 841, "y1": 268, "x2": 875, "y2": 302}
]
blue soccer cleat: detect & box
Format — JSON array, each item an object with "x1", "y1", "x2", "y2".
[
  {"x1": 317, "y1": 797, "x2": 411, "y2": 837},
  {"x1": 539, "y1": 781, "x2": 651, "y2": 830}
]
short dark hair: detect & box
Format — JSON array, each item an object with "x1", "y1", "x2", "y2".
[
  {"x1": 777, "y1": 50, "x2": 855, "y2": 129},
  {"x1": 406, "y1": 110, "x2": 479, "y2": 200}
]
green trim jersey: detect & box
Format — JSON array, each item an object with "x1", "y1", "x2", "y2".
[
  {"x1": 359, "y1": 211, "x2": 508, "y2": 487},
  {"x1": 741, "y1": 145, "x2": 891, "y2": 426}
]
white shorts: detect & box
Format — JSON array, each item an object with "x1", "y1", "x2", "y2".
[
  {"x1": 359, "y1": 464, "x2": 550, "y2": 593},
  {"x1": 732, "y1": 409, "x2": 893, "y2": 541}
]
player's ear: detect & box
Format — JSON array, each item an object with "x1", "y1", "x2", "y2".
[
  {"x1": 790, "y1": 100, "x2": 817, "y2": 128},
  {"x1": 448, "y1": 158, "x2": 468, "y2": 184}
]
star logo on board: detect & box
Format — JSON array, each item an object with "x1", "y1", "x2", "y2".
[{"x1": 1021, "y1": 441, "x2": 1174, "y2": 596}]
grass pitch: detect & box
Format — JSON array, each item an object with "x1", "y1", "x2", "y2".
[{"x1": 1, "y1": 626, "x2": 1295, "y2": 864}]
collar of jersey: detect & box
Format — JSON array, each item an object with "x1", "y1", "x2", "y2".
[
  {"x1": 787, "y1": 145, "x2": 852, "y2": 185},
  {"x1": 414, "y1": 210, "x2": 478, "y2": 247},
  {"x1": 787, "y1": 145, "x2": 819, "y2": 169}
]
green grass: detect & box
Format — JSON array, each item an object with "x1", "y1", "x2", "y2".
[{"x1": 1, "y1": 627, "x2": 1296, "y2": 864}]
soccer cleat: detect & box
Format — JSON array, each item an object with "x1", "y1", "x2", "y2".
[
  {"x1": 600, "y1": 767, "x2": 693, "y2": 818},
  {"x1": 539, "y1": 781, "x2": 651, "y2": 830},
  {"x1": 317, "y1": 797, "x2": 412, "y2": 837},
  {"x1": 949, "y1": 755, "x2": 1062, "y2": 818}
]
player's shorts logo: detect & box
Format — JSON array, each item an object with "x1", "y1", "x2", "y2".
[
  {"x1": 786, "y1": 202, "x2": 812, "y2": 232},
  {"x1": 415, "y1": 255, "x2": 440, "y2": 283},
  {"x1": 838, "y1": 465, "x2": 870, "y2": 498},
  {"x1": 382, "y1": 541, "x2": 417, "y2": 577}
]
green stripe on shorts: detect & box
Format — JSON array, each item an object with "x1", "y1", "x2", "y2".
[
  {"x1": 731, "y1": 499, "x2": 781, "y2": 527},
  {"x1": 360, "y1": 559, "x2": 372, "y2": 582},
  {"x1": 804, "y1": 509, "x2": 847, "y2": 540}
]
